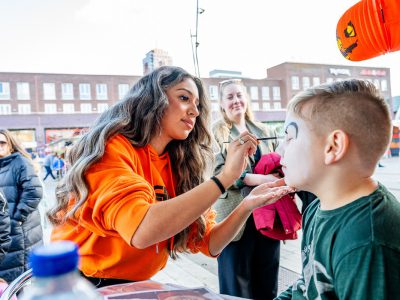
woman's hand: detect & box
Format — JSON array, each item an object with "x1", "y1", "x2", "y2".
[
  {"x1": 241, "y1": 178, "x2": 295, "y2": 212},
  {"x1": 219, "y1": 131, "x2": 258, "y2": 185},
  {"x1": 208, "y1": 178, "x2": 295, "y2": 255}
]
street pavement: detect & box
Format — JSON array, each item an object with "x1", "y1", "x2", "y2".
[{"x1": 39, "y1": 156, "x2": 400, "y2": 294}]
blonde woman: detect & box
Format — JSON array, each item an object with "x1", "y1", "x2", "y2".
[{"x1": 212, "y1": 79, "x2": 281, "y2": 300}]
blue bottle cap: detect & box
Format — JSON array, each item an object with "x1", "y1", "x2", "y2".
[{"x1": 29, "y1": 241, "x2": 79, "y2": 277}]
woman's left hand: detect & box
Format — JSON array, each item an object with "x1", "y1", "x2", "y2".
[{"x1": 241, "y1": 178, "x2": 295, "y2": 211}]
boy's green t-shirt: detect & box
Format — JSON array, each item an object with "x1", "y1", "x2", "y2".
[{"x1": 276, "y1": 183, "x2": 400, "y2": 300}]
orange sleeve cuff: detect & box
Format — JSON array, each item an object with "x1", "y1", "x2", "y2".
[
  {"x1": 113, "y1": 199, "x2": 151, "y2": 246},
  {"x1": 188, "y1": 209, "x2": 219, "y2": 257}
]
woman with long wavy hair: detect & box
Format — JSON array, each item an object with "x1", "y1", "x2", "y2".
[{"x1": 48, "y1": 66, "x2": 293, "y2": 288}]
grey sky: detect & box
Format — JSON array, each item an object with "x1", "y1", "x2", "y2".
[{"x1": 1, "y1": 0, "x2": 399, "y2": 95}]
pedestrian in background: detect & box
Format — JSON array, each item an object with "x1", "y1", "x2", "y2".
[
  {"x1": 42, "y1": 151, "x2": 56, "y2": 181},
  {"x1": 212, "y1": 79, "x2": 281, "y2": 300},
  {"x1": 48, "y1": 66, "x2": 294, "y2": 288},
  {"x1": 0, "y1": 129, "x2": 43, "y2": 283},
  {"x1": 52, "y1": 153, "x2": 65, "y2": 179}
]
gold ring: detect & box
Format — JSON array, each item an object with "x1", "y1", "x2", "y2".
[{"x1": 239, "y1": 137, "x2": 245, "y2": 145}]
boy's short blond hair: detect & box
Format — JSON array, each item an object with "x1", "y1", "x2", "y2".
[{"x1": 288, "y1": 79, "x2": 392, "y2": 169}]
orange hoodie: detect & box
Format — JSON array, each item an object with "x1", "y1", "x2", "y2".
[{"x1": 51, "y1": 134, "x2": 216, "y2": 281}]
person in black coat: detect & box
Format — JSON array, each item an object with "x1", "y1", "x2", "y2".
[
  {"x1": 0, "y1": 129, "x2": 43, "y2": 283},
  {"x1": 0, "y1": 191, "x2": 11, "y2": 264}
]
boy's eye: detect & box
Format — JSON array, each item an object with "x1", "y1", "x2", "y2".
[{"x1": 284, "y1": 130, "x2": 293, "y2": 142}]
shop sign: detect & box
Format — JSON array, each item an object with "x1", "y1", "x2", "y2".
[
  {"x1": 360, "y1": 69, "x2": 386, "y2": 76},
  {"x1": 329, "y1": 68, "x2": 351, "y2": 76}
]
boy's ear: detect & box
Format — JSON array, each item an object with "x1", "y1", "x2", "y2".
[{"x1": 324, "y1": 130, "x2": 349, "y2": 165}]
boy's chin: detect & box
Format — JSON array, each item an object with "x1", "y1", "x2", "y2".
[{"x1": 284, "y1": 178, "x2": 301, "y2": 190}]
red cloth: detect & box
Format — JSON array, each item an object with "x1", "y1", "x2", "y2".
[{"x1": 252, "y1": 153, "x2": 302, "y2": 240}]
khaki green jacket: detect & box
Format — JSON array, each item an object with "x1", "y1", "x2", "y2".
[{"x1": 212, "y1": 119, "x2": 276, "y2": 241}]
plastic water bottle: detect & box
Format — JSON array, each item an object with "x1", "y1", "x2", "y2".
[{"x1": 19, "y1": 241, "x2": 102, "y2": 300}]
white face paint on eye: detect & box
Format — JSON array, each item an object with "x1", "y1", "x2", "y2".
[{"x1": 279, "y1": 112, "x2": 325, "y2": 192}]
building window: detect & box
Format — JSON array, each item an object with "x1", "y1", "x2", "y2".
[
  {"x1": 0, "y1": 82, "x2": 11, "y2": 100},
  {"x1": 211, "y1": 102, "x2": 220, "y2": 112},
  {"x1": 291, "y1": 76, "x2": 300, "y2": 90},
  {"x1": 97, "y1": 103, "x2": 109, "y2": 113},
  {"x1": 18, "y1": 104, "x2": 31, "y2": 114},
  {"x1": 63, "y1": 103, "x2": 75, "y2": 113},
  {"x1": 17, "y1": 82, "x2": 30, "y2": 100},
  {"x1": 273, "y1": 102, "x2": 282, "y2": 110},
  {"x1": 261, "y1": 87, "x2": 270, "y2": 100},
  {"x1": 96, "y1": 84, "x2": 108, "y2": 100},
  {"x1": 62, "y1": 83, "x2": 74, "y2": 100},
  {"x1": 43, "y1": 83, "x2": 56, "y2": 100},
  {"x1": 313, "y1": 77, "x2": 320, "y2": 87},
  {"x1": 302, "y1": 77, "x2": 310, "y2": 90},
  {"x1": 373, "y1": 79, "x2": 380, "y2": 89},
  {"x1": 250, "y1": 86, "x2": 259, "y2": 100},
  {"x1": 381, "y1": 79, "x2": 388, "y2": 91},
  {"x1": 251, "y1": 102, "x2": 260, "y2": 111},
  {"x1": 263, "y1": 102, "x2": 271, "y2": 110},
  {"x1": 209, "y1": 85, "x2": 218, "y2": 100},
  {"x1": 79, "y1": 84, "x2": 91, "y2": 100},
  {"x1": 80, "y1": 103, "x2": 92, "y2": 113},
  {"x1": 44, "y1": 103, "x2": 57, "y2": 113},
  {"x1": 272, "y1": 86, "x2": 281, "y2": 100},
  {"x1": 0, "y1": 104, "x2": 11, "y2": 114},
  {"x1": 118, "y1": 84, "x2": 130, "y2": 99}
]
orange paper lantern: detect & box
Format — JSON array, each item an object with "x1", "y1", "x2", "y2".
[{"x1": 336, "y1": 0, "x2": 400, "y2": 61}]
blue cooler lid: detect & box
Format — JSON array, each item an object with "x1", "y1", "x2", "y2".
[{"x1": 29, "y1": 241, "x2": 79, "y2": 277}]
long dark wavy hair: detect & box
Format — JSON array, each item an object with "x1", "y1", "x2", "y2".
[{"x1": 47, "y1": 66, "x2": 213, "y2": 258}]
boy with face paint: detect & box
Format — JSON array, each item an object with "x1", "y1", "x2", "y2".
[{"x1": 276, "y1": 79, "x2": 400, "y2": 300}]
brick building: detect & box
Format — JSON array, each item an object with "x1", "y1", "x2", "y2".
[
  {"x1": 0, "y1": 62, "x2": 393, "y2": 149},
  {"x1": 142, "y1": 49, "x2": 173, "y2": 75}
]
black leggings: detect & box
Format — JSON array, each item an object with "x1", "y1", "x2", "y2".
[
  {"x1": 80, "y1": 271, "x2": 133, "y2": 288},
  {"x1": 217, "y1": 215, "x2": 280, "y2": 300}
]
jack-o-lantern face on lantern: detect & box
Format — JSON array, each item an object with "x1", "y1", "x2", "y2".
[
  {"x1": 337, "y1": 21, "x2": 358, "y2": 60},
  {"x1": 336, "y1": 0, "x2": 400, "y2": 62}
]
